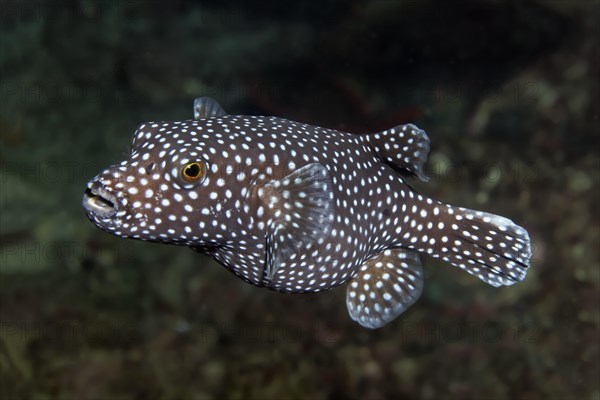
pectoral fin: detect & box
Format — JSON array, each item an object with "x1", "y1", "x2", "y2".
[
  {"x1": 260, "y1": 163, "x2": 334, "y2": 281},
  {"x1": 193, "y1": 97, "x2": 227, "y2": 119}
]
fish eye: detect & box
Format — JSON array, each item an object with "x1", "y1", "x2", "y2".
[{"x1": 181, "y1": 162, "x2": 206, "y2": 183}]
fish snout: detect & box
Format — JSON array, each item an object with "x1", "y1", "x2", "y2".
[{"x1": 82, "y1": 179, "x2": 119, "y2": 219}]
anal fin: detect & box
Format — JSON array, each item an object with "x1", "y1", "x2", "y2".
[{"x1": 346, "y1": 249, "x2": 424, "y2": 329}]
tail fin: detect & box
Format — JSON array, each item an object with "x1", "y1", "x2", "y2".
[{"x1": 403, "y1": 200, "x2": 532, "y2": 287}]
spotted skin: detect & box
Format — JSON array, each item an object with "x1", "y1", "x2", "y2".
[{"x1": 83, "y1": 98, "x2": 532, "y2": 329}]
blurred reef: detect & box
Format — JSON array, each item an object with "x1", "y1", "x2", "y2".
[{"x1": 0, "y1": 0, "x2": 598, "y2": 399}]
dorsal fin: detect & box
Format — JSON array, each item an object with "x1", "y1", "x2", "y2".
[{"x1": 367, "y1": 124, "x2": 430, "y2": 182}]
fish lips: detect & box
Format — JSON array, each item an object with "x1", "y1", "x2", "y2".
[{"x1": 82, "y1": 181, "x2": 120, "y2": 221}]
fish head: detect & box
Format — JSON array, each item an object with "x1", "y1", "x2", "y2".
[{"x1": 83, "y1": 121, "x2": 230, "y2": 245}]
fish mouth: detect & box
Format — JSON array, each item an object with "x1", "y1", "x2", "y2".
[{"x1": 83, "y1": 185, "x2": 118, "y2": 219}]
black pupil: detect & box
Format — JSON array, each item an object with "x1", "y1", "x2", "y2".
[{"x1": 185, "y1": 163, "x2": 200, "y2": 177}]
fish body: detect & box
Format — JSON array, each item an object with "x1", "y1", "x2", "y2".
[{"x1": 83, "y1": 98, "x2": 532, "y2": 328}]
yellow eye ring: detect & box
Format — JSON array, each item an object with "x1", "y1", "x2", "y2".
[{"x1": 181, "y1": 162, "x2": 206, "y2": 183}]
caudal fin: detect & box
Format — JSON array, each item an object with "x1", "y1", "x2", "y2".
[{"x1": 402, "y1": 199, "x2": 532, "y2": 287}]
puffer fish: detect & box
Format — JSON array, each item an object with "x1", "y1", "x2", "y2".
[{"x1": 83, "y1": 97, "x2": 532, "y2": 329}]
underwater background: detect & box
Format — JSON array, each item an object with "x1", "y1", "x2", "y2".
[{"x1": 0, "y1": 0, "x2": 598, "y2": 399}]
